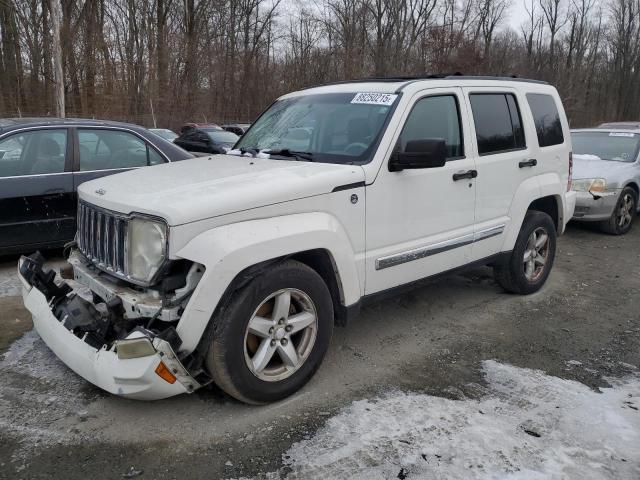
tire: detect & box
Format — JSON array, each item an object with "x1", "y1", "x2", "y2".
[
  {"x1": 206, "y1": 260, "x2": 334, "y2": 404},
  {"x1": 600, "y1": 187, "x2": 637, "y2": 235},
  {"x1": 494, "y1": 210, "x2": 557, "y2": 295}
]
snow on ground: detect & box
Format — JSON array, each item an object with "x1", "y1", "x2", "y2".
[
  {"x1": 0, "y1": 330, "x2": 90, "y2": 457},
  {"x1": 260, "y1": 361, "x2": 640, "y2": 479},
  {"x1": 0, "y1": 264, "x2": 21, "y2": 297}
]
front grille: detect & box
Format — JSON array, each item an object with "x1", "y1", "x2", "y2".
[{"x1": 77, "y1": 202, "x2": 129, "y2": 275}]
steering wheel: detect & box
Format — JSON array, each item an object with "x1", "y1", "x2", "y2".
[{"x1": 344, "y1": 142, "x2": 368, "y2": 156}]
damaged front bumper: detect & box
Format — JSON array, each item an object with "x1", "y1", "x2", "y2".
[{"x1": 18, "y1": 253, "x2": 201, "y2": 400}]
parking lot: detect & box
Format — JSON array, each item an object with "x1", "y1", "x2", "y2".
[{"x1": 0, "y1": 222, "x2": 638, "y2": 479}]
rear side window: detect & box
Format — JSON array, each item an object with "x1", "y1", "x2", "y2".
[
  {"x1": 526, "y1": 93, "x2": 564, "y2": 147},
  {"x1": 0, "y1": 129, "x2": 67, "y2": 177},
  {"x1": 399, "y1": 95, "x2": 463, "y2": 159},
  {"x1": 78, "y1": 129, "x2": 163, "y2": 171},
  {"x1": 469, "y1": 93, "x2": 525, "y2": 155}
]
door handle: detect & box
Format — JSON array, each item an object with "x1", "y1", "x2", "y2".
[
  {"x1": 452, "y1": 170, "x2": 478, "y2": 181},
  {"x1": 519, "y1": 158, "x2": 537, "y2": 168}
]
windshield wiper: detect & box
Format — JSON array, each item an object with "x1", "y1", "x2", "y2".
[{"x1": 266, "y1": 149, "x2": 315, "y2": 162}]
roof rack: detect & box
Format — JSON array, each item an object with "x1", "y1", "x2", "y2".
[{"x1": 305, "y1": 73, "x2": 548, "y2": 91}]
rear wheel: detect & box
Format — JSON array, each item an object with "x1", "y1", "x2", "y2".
[
  {"x1": 494, "y1": 211, "x2": 556, "y2": 294},
  {"x1": 206, "y1": 260, "x2": 333, "y2": 404},
  {"x1": 600, "y1": 187, "x2": 636, "y2": 235}
]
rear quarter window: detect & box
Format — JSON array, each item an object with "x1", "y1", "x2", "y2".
[{"x1": 526, "y1": 93, "x2": 564, "y2": 147}]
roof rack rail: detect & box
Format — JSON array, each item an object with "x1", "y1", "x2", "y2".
[{"x1": 304, "y1": 73, "x2": 548, "y2": 91}]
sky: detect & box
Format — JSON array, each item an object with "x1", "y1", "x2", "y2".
[{"x1": 506, "y1": 0, "x2": 532, "y2": 31}]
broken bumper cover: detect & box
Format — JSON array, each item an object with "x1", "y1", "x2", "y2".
[
  {"x1": 572, "y1": 190, "x2": 619, "y2": 221},
  {"x1": 18, "y1": 256, "x2": 200, "y2": 400}
]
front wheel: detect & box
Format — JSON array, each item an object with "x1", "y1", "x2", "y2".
[
  {"x1": 206, "y1": 260, "x2": 334, "y2": 404},
  {"x1": 600, "y1": 187, "x2": 636, "y2": 235},
  {"x1": 494, "y1": 210, "x2": 557, "y2": 295}
]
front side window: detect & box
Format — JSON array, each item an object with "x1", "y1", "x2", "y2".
[
  {"x1": 470, "y1": 93, "x2": 526, "y2": 155},
  {"x1": 78, "y1": 129, "x2": 163, "y2": 170},
  {"x1": 526, "y1": 93, "x2": 564, "y2": 147},
  {"x1": 235, "y1": 92, "x2": 398, "y2": 164},
  {"x1": 398, "y1": 95, "x2": 463, "y2": 158},
  {"x1": 571, "y1": 131, "x2": 640, "y2": 162},
  {"x1": 0, "y1": 129, "x2": 67, "y2": 178}
]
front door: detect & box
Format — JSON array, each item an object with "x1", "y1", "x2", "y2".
[
  {"x1": 365, "y1": 88, "x2": 477, "y2": 294},
  {"x1": 0, "y1": 128, "x2": 75, "y2": 253}
]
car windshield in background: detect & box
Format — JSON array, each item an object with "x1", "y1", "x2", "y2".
[
  {"x1": 204, "y1": 129, "x2": 240, "y2": 144},
  {"x1": 235, "y1": 92, "x2": 399, "y2": 164},
  {"x1": 572, "y1": 131, "x2": 640, "y2": 162}
]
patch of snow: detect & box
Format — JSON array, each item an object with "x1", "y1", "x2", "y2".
[
  {"x1": 0, "y1": 264, "x2": 22, "y2": 297},
  {"x1": 0, "y1": 330, "x2": 92, "y2": 456},
  {"x1": 573, "y1": 154, "x2": 603, "y2": 162},
  {"x1": 261, "y1": 361, "x2": 640, "y2": 479}
]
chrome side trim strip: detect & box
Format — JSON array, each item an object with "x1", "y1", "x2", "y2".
[{"x1": 375, "y1": 224, "x2": 506, "y2": 270}]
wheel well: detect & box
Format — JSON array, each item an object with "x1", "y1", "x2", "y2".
[
  {"x1": 290, "y1": 249, "x2": 348, "y2": 326},
  {"x1": 528, "y1": 196, "x2": 560, "y2": 231}
]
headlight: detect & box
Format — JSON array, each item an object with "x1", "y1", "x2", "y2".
[
  {"x1": 572, "y1": 178, "x2": 606, "y2": 193},
  {"x1": 128, "y1": 216, "x2": 168, "y2": 284}
]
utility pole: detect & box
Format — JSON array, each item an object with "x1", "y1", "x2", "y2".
[{"x1": 51, "y1": 0, "x2": 65, "y2": 117}]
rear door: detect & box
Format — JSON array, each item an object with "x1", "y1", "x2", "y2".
[
  {"x1": 72, "y1": 127, "x2": 166, "y2": 188},
  {"x1": 462, "y1": 88, "x2": 536, "y2": 260},
  {"x1": 0, "y1": 128, "x2": 75, "y2": 252}
]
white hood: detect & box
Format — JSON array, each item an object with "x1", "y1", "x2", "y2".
[{"x1": 78, "y1": 155, "x2": 365, "y2": 225}]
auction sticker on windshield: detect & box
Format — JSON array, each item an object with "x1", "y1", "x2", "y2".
[
  {"x1": 609, "y1": 132, "x2": 636, "y2": 137},
  {"x1": 351, "y1": 93, "x2": 398, "y2": 106}
]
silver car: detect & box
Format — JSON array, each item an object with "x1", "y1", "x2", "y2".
[{"x1": 571, "y1": 128, "x2": 640, "y2": 234}]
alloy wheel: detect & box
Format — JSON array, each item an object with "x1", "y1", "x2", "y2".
[
  {"x1": 243, "y1": 288, "x2": 318, "y2": 382},
  {"x1": 523, "y1": 227, "x2": 550, "y2": 282},
  {"x1": 616, "y1": 193, "x2": 635, "y2": 229}
]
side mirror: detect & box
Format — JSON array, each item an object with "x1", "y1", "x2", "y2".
[{"x1": 389, "y1": 139, "x2": 447, "y2": 172}]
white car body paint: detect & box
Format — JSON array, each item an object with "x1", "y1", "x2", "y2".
[{"x1": 21, "y1": 78, "x2": 576, "y2": 399}]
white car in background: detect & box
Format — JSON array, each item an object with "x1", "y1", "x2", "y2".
[
  {"x1": 571, "y1": 128, "x2": 640, "y2": 234},
  {"x1": 19, "y1": 76, "x2": 575, "y2": 403}
]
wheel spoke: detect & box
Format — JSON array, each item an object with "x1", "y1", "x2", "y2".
[
  {"x1": 272, "y1": 291, "x2": 291, "y2": 321},
  {"x1": 534, "y1": 255, "x2": 546, "y2": 266},
  {"x1": 535, "y1": 233, "x2": 548, "y2": 249},
  {"x1": 248, "y1": 316, "x2": 274, "y2": 338},
  {"x1": 525, "y1": 259, "x2": 535, "y2": 278},
  {"x1": 277, "y1": 341, "x2": 300, "y2": 368},
  {"x1": 287, "y1": 311, "x2": 316, "y2": 334},
  {"x1": 523, "y1": 249, "x2": 533, "y2": 262},
  {"x1": 252, "y1": 339, "x2": 277, "y2": 373}
]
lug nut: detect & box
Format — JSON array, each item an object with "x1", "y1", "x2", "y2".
[
  {"x1": 285, "y1": 325, "x2": 292, "y2": 332},
  {"x1": 270, "y1": 340, "x2": 277, "y2": 347},
  {"x1": 269, "y1": 327, "x2": 274, "y2": 334},
  {"x1": 278, "y1": 318, "x2": 285, "y2": 325},
  {"x1": 280, "y1": 338, "x2": 288, "y2": 346}
]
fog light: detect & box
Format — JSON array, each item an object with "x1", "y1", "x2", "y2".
[
  {"x1": 116, "y1": 337, "x2": 156, "y2": 359},
  {"x1": 155, "y1": 361, "x2": 177, "y2": 384}
]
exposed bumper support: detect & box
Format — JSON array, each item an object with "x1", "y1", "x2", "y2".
[{"x1": 18, "y1": 254, "x2": 200, "y2": 400}]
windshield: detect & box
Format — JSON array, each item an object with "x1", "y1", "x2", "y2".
[
  {"x1": 572, "y1": 131, "x2": 640, "y2": 162},
  {"x1": 235, "y1": 92, "x2": 399, "y2": 164},
  {"x1": 204, "y1": 129, "x2": 240, "y2": 144}
]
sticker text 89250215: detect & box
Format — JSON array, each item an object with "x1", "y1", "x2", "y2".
[{"x1": 351, "y1": 93, "x2": 398, "y2": 106}]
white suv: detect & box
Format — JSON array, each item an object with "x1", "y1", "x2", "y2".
[{"x1": 19, "y1": 76, "x2": 576, "y2": 403}]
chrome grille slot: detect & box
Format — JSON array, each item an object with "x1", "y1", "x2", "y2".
[{"x1": 77, "y1": 202, "x2": 128, "y2": 274}]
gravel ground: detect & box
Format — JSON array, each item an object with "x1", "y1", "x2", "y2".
[{"x1": 0, "y1": 222, "x2": 639, "y2": 479}]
